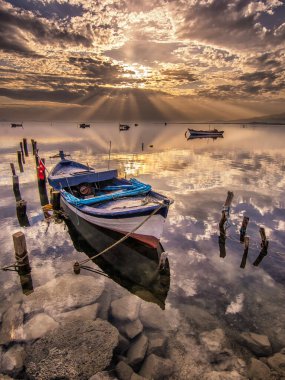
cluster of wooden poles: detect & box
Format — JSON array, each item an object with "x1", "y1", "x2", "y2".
[
  {"x1": 219, "y1": 191, "x2": 269, "y2": 268},
  {"x1": 3, "y1": 139, "x2": 61, "y2": 294}
]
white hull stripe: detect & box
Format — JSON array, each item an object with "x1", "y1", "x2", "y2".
[{"x1": 61, "y1": 197, "x2": 166, "y2": 241}]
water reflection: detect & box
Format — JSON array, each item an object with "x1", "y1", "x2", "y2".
[
  {"x1": 62, "y1": 214, "x2": 170, "y2": 309},
  {"x1": 1, "y1": 122, "x2": 285, "y2": 379}
]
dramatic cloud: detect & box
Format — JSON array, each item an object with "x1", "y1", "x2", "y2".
[{"x1": 0, "y1": 0, "x2": 284, "y2": 120}]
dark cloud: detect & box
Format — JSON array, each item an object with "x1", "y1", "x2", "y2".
[
  {"x1": 6, "y1": 0, "x2": 84, "y2": 20},
  {"x1": 69, "y1": 57, "x2": 126, "y2": 83},
  {"x1": 0, "y1": 85, "x2": 165, "y2": 105},
  {"x1": 161, "y1": 69, "x2": 196, "y2": 82},
  {"x1": 0, "y1": 87, "x2": 85, "y2": 103},
  {"x1": 239, "y1": 71, "x2": 277, "y2": 82},
  {"x1": 0, "y1": 2, "x2": 92, "y2": 55},
  {"x1": 176, "y1": 0, "x2": 285, "y2": 49}
]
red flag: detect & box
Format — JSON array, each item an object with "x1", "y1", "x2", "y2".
[{"x1": 38, "y1": 160, "x2": 45, "y2": 180}]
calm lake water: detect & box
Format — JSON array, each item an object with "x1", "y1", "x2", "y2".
[{"x1": 0, "y1": 122, "x2": 285, "y2": 379}]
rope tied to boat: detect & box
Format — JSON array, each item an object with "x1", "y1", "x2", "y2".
[{"x1": 73, "y1": 200, "x2": 168, "y2": 273}]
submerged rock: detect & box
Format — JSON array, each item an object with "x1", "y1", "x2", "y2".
[
  {"x1": 127, "y1": 334, "x2": 148, "y2": 367},
  {"x1": 21, "y1": 313, "x2": 58, "y2": 341},
  {"x1": 56, "y1": 303, "x2": 99, "y2": 323},
  {"x1": 146, "y1": 333, "x2": 167, "y2": 356},
  {"x1": 139, "y1": 353, "x2": 174, "y2": 379},
  {"x1": 248, "y1": 358, "x2": 271, "y2": 380},
  {"x1": 116, "y1": 361, "x2": 134, "y2": 380},
  {"x1": 240, "y1": 332, "x2": 272, "y2": 356},
  {"x1": 25, "y1": 319, "x2": 119, "y2": 380},
  {"x1": 111, "y1": 295, "x2": 141, "y2": 322},
  {"x1": 203, "y1": 370, "x2": 246, "y2": 379},
  {"x1": 267, "y1": 352, "x2": 285, "y2": 376},
  {"x1": 23, "y1": 274, "x2": 105, "y2": 316},
  {"x1": 139, "y1": 303, "x2": 179, "y2": 332},
  {"x1": 200, "y1": 328, "x2": 226, "y2": 353},
  {"x1": 89, "y1": 371, "x2": 118, "y2": 380},
  {"x1": 119, "y1": 319, "x2": 143, "y2": 340},
  {"x1": 0, "y1": 303, "x2": 24, "y2": 345},
  {"x1": 1, "y1": 345, "x2": 26, "y2": 375}
]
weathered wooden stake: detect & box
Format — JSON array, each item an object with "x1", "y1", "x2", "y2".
[
  {"x1": 218, "y1": 233, "x2": 226, "y2": 258},
  {"x1": 240, "y1": 216, "x2": 249, "y2": 243},
  {"x1": 38, "y1": 178, "x2": 49, "y2": 207},
  {"x1": 31, "y1": 139, "x2": 35, "y2": 155},
  {"x1": 23, "y1": 138, "x2": 29, "y2": 156},
  {"x1": 51, "y1": 190, "x2": 61, "y2": 210},
  {"x1": 240, "y1": 236, "x2": 249, "y2": 268},
  {"x1": 12, "y1": 175, "x2": 21, "y2": 201},
  {"x1": 224, "y1": 191, "x2": 234, "y2": 208},
  {"x1": 16, "y1": 199, "x2": 30, "y2": 227},
  {"x1": 253, "y1": 228, "x2": 269, "y2": 266},
  {"x1": 20, "y1": 142, "x2": 25, "y2": 164},
  {"x1": 10, "y1": 163, "x2": 16, "y2": 175},
  {"x1": 17, "y1": 150, "x2": 24, "y2": 172},
  {"x1": 12, "y1": 231, "x2": 31, "y2": 275}
]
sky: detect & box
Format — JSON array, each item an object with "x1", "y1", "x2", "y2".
[{"x1": 0, "y1": 0, "x2": 285, "y2": 122}]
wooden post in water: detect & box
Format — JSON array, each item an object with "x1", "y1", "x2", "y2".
[
  {"x1": 218, "y1": 192, "x2": 234, "y2": 258},
  {"x1": 10, "y1": 163, "x2": 16, "y2": 175},
  {"x1": 12, "y1": 231, "x2": 31, "y2": 275},
  {"x1": 20, "y1": 142, "x2": 25, "y2": 164},
  {"x1": 12, "y1": 175, "x2": 21, "y2": 201},
  {"x1": 253, "y1": 227, "x2": 269, "y2": 266},
  {"x1": 17, "y1": 150, "x2": 24, "y2": 172},
  {"x1": 51, "y1": 190, "x2": 61, "y2": 210},
  {"x1": 31, "y1": 139, "x2": 35, "y2": 155},
  {"x1": 23, "y1": 138, "x2": 29, "y2": 156},
  {"x1": 240, "y1": 216, "x2": 249, "y2": 243},
  {"x1": 34, "y1": 141, "x2": 39, "y2": 166},
  {"x1": 240, "y1": 236, "x2": 249, "y2": 268},
  {"x1": 16, "y1": 199, "x2": 30, "y2": 227}
]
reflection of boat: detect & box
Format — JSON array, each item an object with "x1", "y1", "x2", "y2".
[
  {"x1": 62, "y1": 213, "x2": 170, "y2": 309},
  {"x1": 79, "y1": 123, "x2": 90, "y2": 128},
  {"x1": 119, "y1": 124, "x2": 130, "y2": 131},
  {"x1": 48, "y1": 151, "x2": 172, "y2": 248},
  {"x1": 11, "y1": 123, "x2": 23, "y2": 128},
  {"x1": 186, "y1": 128, "x2": 224, "y2": 138}
]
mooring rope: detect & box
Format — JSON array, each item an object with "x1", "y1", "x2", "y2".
[{"x1": 75, "y1": 201, "x2": 166, "y2": 268}]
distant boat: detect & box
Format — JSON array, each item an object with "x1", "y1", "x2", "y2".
[
  {"x1": 119, "y1": 124, "x2": 130, "y2": 131},
  {"x1": 79, "y1": 123, "x2": 90, "y2": 128},
  {"x1": 11, "y1": 123, "x2": 23, "y2": 128},
  {"x1": 186, "y1": 128, "x2": 224, "y2": 137},
  {"x1": 187, "y1": 135, "x2": 223, "y2": 141},
  {"x1": 48, "y1": 150, "x2": 173, "y2": 248}
]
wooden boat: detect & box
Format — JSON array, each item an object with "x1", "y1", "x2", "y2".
[
  {"x1": 48, "y1": 151, "x2": 173, "y2": 248},
  {"x1": 11, "y1": 123, "x2": 23, "y2": 128},
  {"x1": 119, "y1": 124, "x2": 130, "y2": 131},
  {"x1": 186, "y1": 128, "x2": 224, "y2": 137},
  {"x1": 79, "y1": 123, "x2": 90, "y2": 128}
]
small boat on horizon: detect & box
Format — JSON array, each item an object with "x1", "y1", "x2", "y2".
[
  {"x1": 48, "y1": 151, "x2": 173, "y2": 248},
  {"x1": 186, "y1": 128, "x2": 224, "y2": 138},
  {"x1": 11, "y1": 122, "x2": 23, "y2": 128},
  {"x1": 119, "y1": 124, "x2": 130, "y2": 131},
  {"x1": 79, "y1": 123, "x2": 90, "y2": 128}
]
